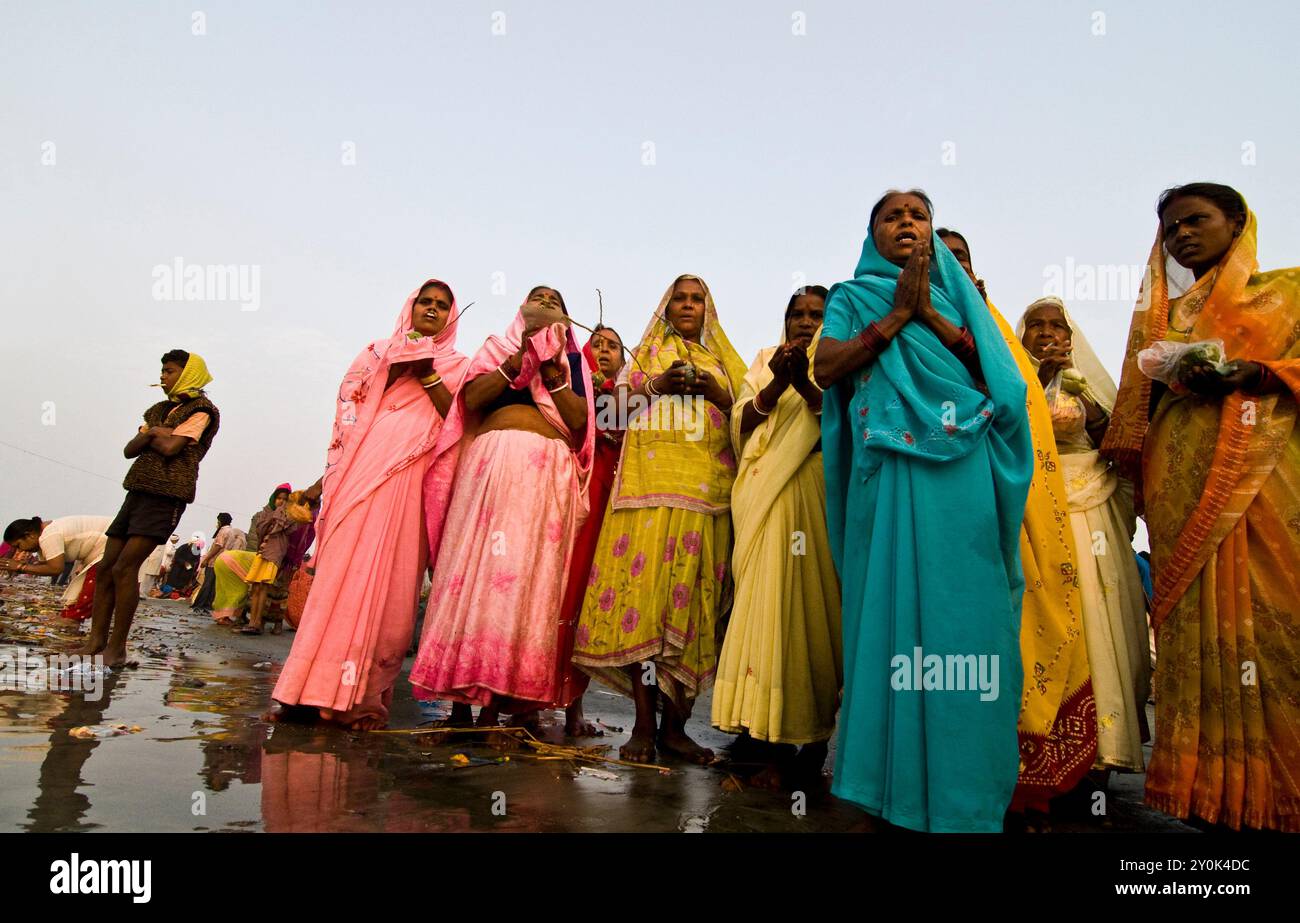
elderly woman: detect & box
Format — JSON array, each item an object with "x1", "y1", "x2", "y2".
[
  {"x1": 1016, "y1": 297, "x2": 1149, "y2": 776},
  {"x1": 411, "y1": 286, "x2": 594, "y2": 731},
  {"x1": 1103, "y1": 183, "x2": 1300, "y2": 831},
  {"x1": 711, "y1": 285, "x2": 842, "y2": 788},
  {"x1": 814, "y1": 191, "x2": 1034, "y2": 832},
  {"x1": 268, "y1": 279, "x2": 472, "y2": 731},
  {"x1": 573, "y1": 274, "x2": 747, "y2": 764}
]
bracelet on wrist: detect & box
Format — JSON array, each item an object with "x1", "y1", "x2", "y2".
[
  {"x1": 752, "y1": 392, "x2": 772, "y2": 416},
  {"x1": 646, "y1": 376, "x2": 661, "y2": 397},
  {"x1": 547, "y1": 380, "x2": 570, "y2": 394}
]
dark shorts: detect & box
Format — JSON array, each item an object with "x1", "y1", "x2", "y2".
[{"x1": 106, "y1": 490, "x2": 187, "y2": 544}]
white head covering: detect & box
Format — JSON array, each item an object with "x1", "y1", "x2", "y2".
[{"x1": 1015, "y1": 296, "x2": 1117, "y2": 413}]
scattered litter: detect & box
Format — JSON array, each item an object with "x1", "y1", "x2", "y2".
[
  {"x1": 68, "y1": 724, "x2": 143, "y2": 740},
  {"x1": 252, "y1": 662, "x2": 272, "y2": 669},
  {"x1": 578, "y1": 766, "x2": 620, "y2": 782}
]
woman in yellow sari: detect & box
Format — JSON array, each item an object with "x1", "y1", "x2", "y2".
[
  {"x1": 1017, "y1": 297, "x2": 1150, "y2": 775},
  {"x1": 1102, "y1": 183, "x2": 1300, "y2": 831},
  {"x1": 711, "y1": 286, "x2": 842, "y2": 787},
  {"x1": 573, "y1": 274, "x2": 747, "y2": 764},
  {"x1": 938, "y1": 228, "x2": 1098, "y2": 816}
]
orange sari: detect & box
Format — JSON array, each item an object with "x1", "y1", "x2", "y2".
[{"x1": 1103, "y1": 209, "x2": 1300, "y2": 831}]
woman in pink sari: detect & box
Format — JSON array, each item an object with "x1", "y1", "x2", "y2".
[
  {"x1": 411, "y1": 286, "x2": 595, "y2": 730},
  {"x1": 268, "y1": 279, "x2": 471, "y2": 730}
]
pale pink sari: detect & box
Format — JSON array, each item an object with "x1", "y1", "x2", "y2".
[
  {"x1": 410, "y1": 309, "x2": 595, "y2": 709},
  {"x1": 271, "y1": 280, "x2": 471, "y2": 727}
]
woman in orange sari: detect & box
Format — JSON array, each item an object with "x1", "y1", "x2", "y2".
[{"x1": 1103, "y1": 183, "x2": 1300, "y2": 831}]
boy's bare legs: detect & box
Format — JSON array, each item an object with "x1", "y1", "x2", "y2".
[{"x1": 100, "y1": 535, "x2": 161, "y2": 667}]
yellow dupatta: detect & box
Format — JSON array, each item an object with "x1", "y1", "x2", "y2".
[
  {"x1": 611, "y1": 275, "x2": 748, "y2": 514},
  {"x1": 986, "y1": 301, "x2": 1097, "y2": 809},
  {"x1": 729, "y1": 329, "x2": 823, "y2": 573}
]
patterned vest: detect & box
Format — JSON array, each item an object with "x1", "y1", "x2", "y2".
[{"x1": 122, "y1": 395, "x2": 220, "y2": 503}]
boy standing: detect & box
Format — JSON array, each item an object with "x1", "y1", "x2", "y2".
[{"x1": 82, "y1": 349, "x2": 220, "y2": 666}]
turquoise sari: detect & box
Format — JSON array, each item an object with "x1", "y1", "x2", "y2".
[{"x1": 822, "y1": 232, "x2": 1032, "y2": 832}]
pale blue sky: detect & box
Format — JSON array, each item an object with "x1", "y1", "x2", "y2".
[{"x1": 3, "y1": 0, "x2": 1298, "y2": 544}]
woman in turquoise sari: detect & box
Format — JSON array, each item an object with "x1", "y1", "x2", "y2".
[{"x1": 814, "y1": 190, "x2": 1034, "y2": 832}]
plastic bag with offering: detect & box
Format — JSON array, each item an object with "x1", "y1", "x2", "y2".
[{"x1": 1137, "y1": 339, "x2": 1229, "y2": 391}]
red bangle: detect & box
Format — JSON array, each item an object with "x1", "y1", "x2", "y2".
[{"x1": 858, "y1": 322, "x2": 890, "y2": 356}]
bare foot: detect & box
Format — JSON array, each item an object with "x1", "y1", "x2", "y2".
[
  {"x1": 101, "y1": 645, "x2": 133, "y2": 668},
  {"x1": 619, "y1": 731, "x2": 657, "y2": 763},
  {"x1": 348, "y1": 714, "x2": 386, "y2": 731},
  {"x1": 262, "y1": 703, "x2": 318, "y2": 724},
  {"x1": 657, "y1": 726, "x2": 714, "y2": 764},
  {"x1": 564, "y1": 700, "x2": 603, "y2": 738},
  {"x1": 74, "y1": 635, "x2": 108, "y2": 656},
  {"x1": 507, "y1": 710, "x2": 541, "y2": 735},
  {"x1": 749, "y1": 761, "x2": 790, "y2": 791}
]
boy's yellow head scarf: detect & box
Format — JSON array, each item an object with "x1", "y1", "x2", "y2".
[{"x1": 167, "y1": 353, "x2": 213, "y2": 400}]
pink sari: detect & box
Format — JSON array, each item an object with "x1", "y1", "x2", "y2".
[
  {"x1": 271, "y1": 280, "x2": 471, "y2": 726},
  {"x1": 410, "y1": 309, "x2": 595, "y2": 708}
]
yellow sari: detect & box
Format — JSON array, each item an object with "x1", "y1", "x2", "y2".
[
  {"x1": 573, "y1": 276, "x2": 748, "y2": 708},
  {"x1": 987, "y1": 302, "x2": 1097, "y2": 811},
  {"x1": 711, "y1": 331, "x2": 842, "y2": 744},
  {"x1": 1103, "y1": 209, "x2": 1300, "y2": 831}
]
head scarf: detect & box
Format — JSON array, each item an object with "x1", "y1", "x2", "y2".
[
  {"x1": 617, "y1": 275, "x2": 747, "y2": 394},
  {"x1": 188, "y1": 532, "x2": 205, "y2": 551},
  {"x1": 315, "y1": 279, "x2": 472, "y2": 554},
  {"x1": 167, "y1": 353, "x2": 213, "y2": 400},
  {"x1": 611, "y1": 275, "x2": 747, "y2": 514},
  {"x1": 1101, "y1": 207, "x2": 1299, "y2": 479},
  {"x1": 1015, "y1": 296, "x2": 1118, "y2": 414}
]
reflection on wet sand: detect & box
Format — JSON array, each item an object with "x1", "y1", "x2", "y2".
[{"x1": 24, "y1": 674, "x2": 121, "y2": 832}]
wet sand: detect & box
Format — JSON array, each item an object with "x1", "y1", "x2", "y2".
[{"x1": 0, "y1": 578, "x2": 1192, "y2": 833}]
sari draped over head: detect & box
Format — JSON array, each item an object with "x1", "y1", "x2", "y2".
[
  {"x1": 712, "y1": 323, "x2": 842, "y2": 744},
  {"x1": 421, "y1": 308, "x2": 596, "y2": 570},
  {"x1": 1016, "y1": 297, "x2": 1148, "y2": 774},
  {"x1": 982, "y1": 299, "x2": 1096, "y2": 811},
  {"x1": 1102, "y1": 206, "x2": 1300, "y2": 830},
  {"x1": 611, "y1": 274, "x2": 748, "y2": 514},
  {"x1": 271, "y1": 279, "x2": 470, "y2": 725},
  {"x1": 819, "y1": 230, "x2": 1033, "y2": 832},
  {"x1": 572, "y1": 276, "x2": 744, "y2": 706},
  {"x1": 315, "y1": 281, "x2": 472, "y2": 563}
]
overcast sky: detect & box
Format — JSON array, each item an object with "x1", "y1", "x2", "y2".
[{"x1": 3, "y1": 1, "x2": 1298, "y2": 548}]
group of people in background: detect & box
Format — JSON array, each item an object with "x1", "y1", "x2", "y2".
[{"x1": 3, "y1": 181, "x2": 1295, "y2": 834}]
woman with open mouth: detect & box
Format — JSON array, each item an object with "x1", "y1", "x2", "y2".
[
  {"x1": 1103, "y1": 182, "x2": 1300, "y2": 831},
  {"x1": 814, "y1": 189, "x2": 1035, "y2": 832},
  {"x1": 269, "y1": 279, "x2": 472, "y2": 731},
  {"x1": 711, "y1": 284, "x2": 843, "y2": 789}
]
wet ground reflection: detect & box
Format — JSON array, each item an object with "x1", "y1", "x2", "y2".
[{"x1": 1, "y1": 583, "x2": 1188, "y2": 833}]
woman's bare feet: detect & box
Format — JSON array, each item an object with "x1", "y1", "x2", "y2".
[
  {"x1": 349, "y1": 714, "x2": 385, "y2": 731},
  {"x1": 262, "y1": 702, "x2": 319, "y2": 724},
  {"x1": 564, "y1": 697, "x2": 603, "y2": 738},
  {"x1": 657, "y1": 725, "x2": 714, "y2": 764},
  {"x1": 620, "y1": 730, "x2": 657, "y2": 763}
]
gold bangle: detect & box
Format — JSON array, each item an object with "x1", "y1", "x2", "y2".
[
  {"x1": 420, "y1": 375, "x2": 442, "y2": 389},
  {"x1": 752, "y1": 392, "x2": 771, "y2": 416}
]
